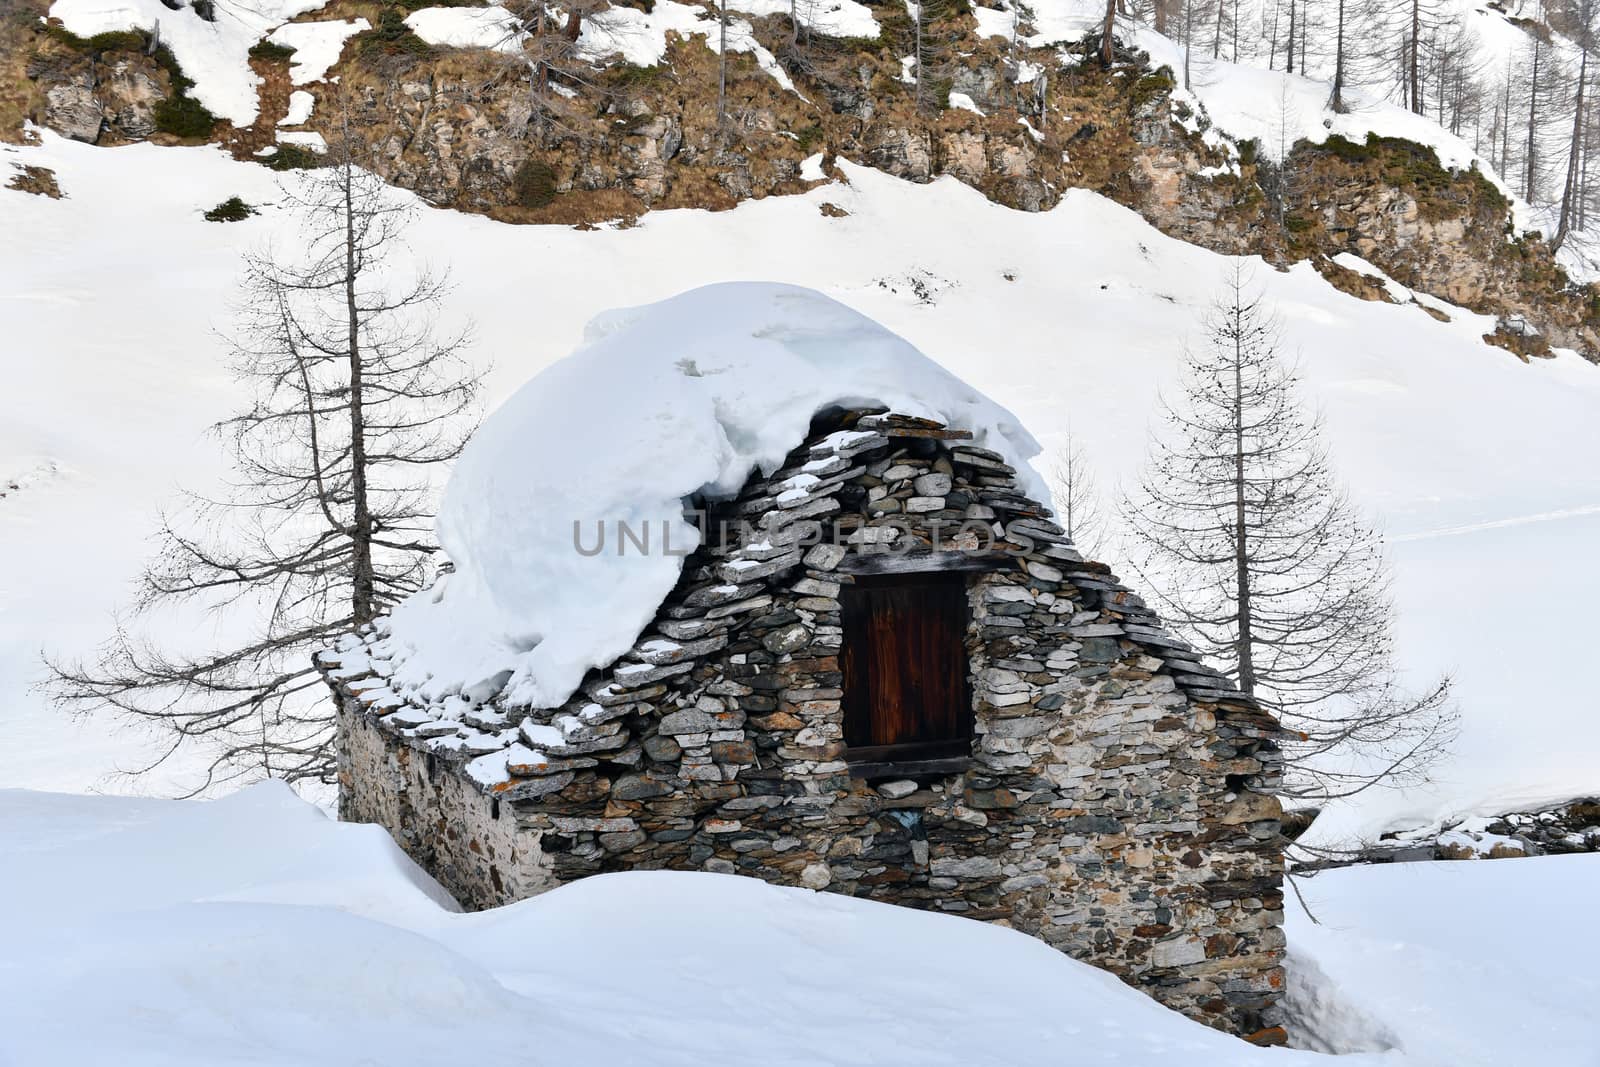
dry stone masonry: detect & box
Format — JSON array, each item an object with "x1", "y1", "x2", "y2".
[{"x1": 322, "y1": 409, "x2": 1289, "y2": 1044}]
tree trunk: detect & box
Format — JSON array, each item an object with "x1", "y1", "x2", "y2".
[
  {"x1": 1329, "y1": 0, "x2": 1348, "y2": 113},
  {"x1": 1527, "y1": 38, "x2": 1541, "y2": 204},
  {"x1": 1299, "y1": 3, "x2": 1306, "y2": 74},
  {"x1": 1286, "y1": 0, "x2": 1294, "y2": 75},
  {"x1": 1557, "y1": 45, "x2": 1589, "y2": 249},
  {"x1": 1501, "y1": 74, "x2": 1511, "y2": 177},
  {"x1": 1230, "y1": 304, "x2": 1256, "y2": 696},
  {"x1": 339, "y1": 149, "x2": 375, "y2": 627},
  {"x1": 1102, "y1": 0, "x2": 1116, "y2": 65},
  {"x1": 1183, "y1": 0, "x2": 1194, "y2": 88},
  {"x1": 1267, "y1": 0, "x2": 1279, "y2": 70},
  {"x1": 717, "y1": 0, "x2": 728, "y2": 124},
  {"x1": 914, "y1": 2, "x2": 925, "y2": 110},
  {"x1": 1409, "y1": 0, "x2": 1422, "y2": 114}
]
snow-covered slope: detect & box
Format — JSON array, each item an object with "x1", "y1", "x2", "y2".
[
  {"x1": 2, "y1": 783, "x2": 1595, "y2": 1065},
  {"x1": 3, "y1": 129, "x2": 1598, "y2": 838},
  {"x1": 1288, "y1": 855, "x2": 1600, "y2": 1063}
]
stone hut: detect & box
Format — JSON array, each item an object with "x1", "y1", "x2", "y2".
[{"x1": 321, "y1": 407, "x2": 1289, "y2": 1045}]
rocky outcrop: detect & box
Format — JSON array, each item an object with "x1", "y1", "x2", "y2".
[
  {"x1": 26, "y1": 35, "x2": 169, "y2": 145},
  {"x1": 312, "y1": 20, "x2": 1599, "y2": 357},
  {"x1": 6, "y1": 162, "x2": 63, "y2": 197},
  {"x1": 1277, "y1": 134, "x2": 1600, "y2": 357},
  {"x1": 1369, "y1": 797, "x2": 1600, "y2": 862},
  {"x1": 9, "y1": 5, "x2": 1598, "y2": 359}
]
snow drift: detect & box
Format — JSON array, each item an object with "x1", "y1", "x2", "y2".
[
  {"x1": 0, "y1": 784, "x2": 1372, "y2": 1067},
  {"x1": 3, "y1": 784, "x2": 1596, "y2": 1065},
  {"x1": 381, "y1": 282, "x2": 1044, "y2": 710}
]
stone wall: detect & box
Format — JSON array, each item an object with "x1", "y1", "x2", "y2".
[
  {"x1": 339, "y1": 700, "x2": 559, "y2": 907},
  {"x1": 325, "y1": 410, "x2": 1287, "y2": 1043}
]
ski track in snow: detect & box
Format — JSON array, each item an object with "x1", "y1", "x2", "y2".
[{"x1": 1392, "y1": 503, "x2": 1600, "y2": 542}]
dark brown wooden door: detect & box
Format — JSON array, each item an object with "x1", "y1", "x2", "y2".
[{"x1": 841, "y1": 573, "x2": 972, "y2": 756}]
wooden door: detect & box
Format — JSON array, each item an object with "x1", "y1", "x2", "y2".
[{"x1": 841, "y1": 573, "x2": 972, "y2": 757}]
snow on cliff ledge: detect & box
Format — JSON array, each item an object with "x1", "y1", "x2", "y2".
[{"x1": 380, "y1": 282, "x2": 1045, "y2": 710}]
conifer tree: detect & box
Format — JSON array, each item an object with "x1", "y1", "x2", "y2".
[
  {"x1": 47, "y1": 138, "x2": 482, "y2": 794},
  {"x1": 1121, "y1": 264, "x2": 1455, "y2": 802}
]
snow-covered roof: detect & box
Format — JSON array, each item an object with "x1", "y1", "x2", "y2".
[
  {"x1": 323, "y1": 399, "x2": 1274, "y2": 797},
  {"x1": 372, "y1": 282, "x2": 1045, "y2": 713}
]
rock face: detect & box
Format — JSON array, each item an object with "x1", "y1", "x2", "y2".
[
  {"x1": 1276, "y1": 134, "x2": 1600, "y2": 358},
  {"x1": 317, "y1": 25, "x2": 1599, "y2": 358},
  {"x1": 12, "y1": 11, "x2": 1595, "y2": 357},
  {"x1": 1362, "y1": 797, "x2": 1600, "y2": 862},
  {"x1": 325, "y1": 410, "x2": 1289, "y2": 1043},
  {"x1": 28, "y1": 51, "x2": 166, "y2": 145}
]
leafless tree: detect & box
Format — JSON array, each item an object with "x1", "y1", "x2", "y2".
[
  {"x1": 1255, "y1": 0, "x2": 1387, "y2": 115},
  {"x1": 718, "y1": 0, "x2": 730, "y2": 124},
  {"x1": 1324, "y1": 0, "x2": 1350, "y2": 110},
  {"x1": 1397, "y1": 0, "x2": 1451, "y2": 114},
  {"x1": 46, "y1": 136, "x2": 482, "y2": 795},
  {"x1": 1049, "y1": 430, "x2": 1104, "y2": 557},
  {"x1": 1121, "y1": 264, "x2": 1455, "y2": 802},
  {"x1": 1556, "y1": 0, "x2": 1596, "y2": 249},
  {"x1": 1284, "y1": 0, "x2": 1297, "y2": 73},
  {"x1": 909, "y1": 0, "x2": 963, "y2": 113},
  {"x1": 495, "y1": 0, "x2": 635, "y2": 140},
  {"x1": 1526, "y1": 31, "x2": 1549, "y2": 203},
  {"x1": 1181, "y1": 0, "x2": 1196, "y2": 87}
]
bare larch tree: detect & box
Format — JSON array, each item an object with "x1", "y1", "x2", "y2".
[
  {"x1": 1049, "y1": 430, "x2": 1104, "y2": 558},
  {"x1": 909, "y1": 0, "x2": 962, "y2": 114},
  {"x1": 47, "y1": 139, "x2": 481, "y2": 795},
  {"x1": 495, "y1": 0, "x2": 633, "y2": 141},
  {"x1": 1121, "y1": 264, "x2": 1455, "y2": 804},
  {"x1": 1556, "y1": 0, "x2": 1596, "y2": 250}
]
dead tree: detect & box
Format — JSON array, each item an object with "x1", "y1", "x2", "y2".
[
  {"x1": 1328, "y1": 0, "x2": 1349, "y2": 112},
  {"x1": 499, "y1": 0, "x2": 627, "y2": 140},
  {"x1": 718, "y1": 0, "x2": 729, "y2": 124},
  {"x1": 1285, "y1": 0, "x2": 1295, "y2": 74},
  {"x1": 1557, "y1": 0, "x2": 1596, "y2": 250},
  {"x1": 46, "y1": 137, "x2": 481, "y2": 794},
  {"x1": 1121, "y1": 265, "x2": 1455, "y2": 803},
  {"x1": 910, "y1": 0, "x2": 962, "y2": 114},
  {"x1": 1049, "y1": 430, "x2": 1103, "y2": 557},
  {"x1": 914, "y1": 0, "x2": 934, "y2": 112},
  {"x1": 1399, "y1": 0, "x2": 1453, "y2": 114},
  {"x1": 1528, "y1": 33, "x2": 1544, "y2": 203}
]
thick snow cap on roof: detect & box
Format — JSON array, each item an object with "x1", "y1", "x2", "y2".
[{"x1": 382, "y1": 282, "x2": 1045, "y2": 710}]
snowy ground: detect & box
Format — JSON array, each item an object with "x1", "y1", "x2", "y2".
[
  {"x1": 3, "y1": 782, "x2": 1595, "y2": 1066},
  {"x1": 4, "y1": 131, "x2": 1598, "y2": 840},
  {"x1": 1288, "y1": 855, "x2": 1600, "y2": 1064}
]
